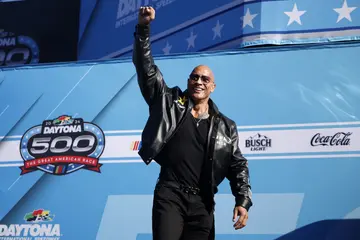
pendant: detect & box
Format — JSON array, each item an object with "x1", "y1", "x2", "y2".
[{"x1": 197, "y1": 122, "x2": 199, "y2": 127}]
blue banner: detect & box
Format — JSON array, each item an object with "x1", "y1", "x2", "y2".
[
  {"x1": 1, "y1": 42, "x2": 360, "y2": 239},
  {"x1": 0, "y1": 0, "x2": 80, "y2": 66},
  {"x1": 78, "y1": 0, "x2": 360, "y2": 60}
]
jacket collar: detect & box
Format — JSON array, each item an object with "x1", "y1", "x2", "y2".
[{"x1": 208, "y1": 98, "x2": 220, "y2": 116}]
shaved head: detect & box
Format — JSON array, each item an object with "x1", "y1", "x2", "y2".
[
  {"x1": 191, "y1": 65, "x2": 215, "y2": 81},
  {"x1": 187, "y1": 65, "x2": 216, "y2": 103}
]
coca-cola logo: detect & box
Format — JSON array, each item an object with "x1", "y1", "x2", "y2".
[{"x1": 310, "y1": 132, "x2": 352, "y2": 146}]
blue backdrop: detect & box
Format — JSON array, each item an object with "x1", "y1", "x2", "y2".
[
  {"x1": 78, "y1": 0, "x2": 360, "y2": 60},
  {"x1": 1, "y1": 42, "x2": 360, "y2": 239}
]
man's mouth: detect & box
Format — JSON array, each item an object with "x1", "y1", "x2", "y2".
[{"x1": 193, "y1": 87, "x2": 203, "y2": 93}]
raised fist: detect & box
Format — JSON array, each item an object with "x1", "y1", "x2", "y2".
[{"x1": 138, "y1": 6, "x2": 155, "y2": 25}]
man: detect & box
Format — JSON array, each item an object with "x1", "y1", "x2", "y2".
[{"x1": 132, "y1": 6, "x2": 253, "y2": 240}]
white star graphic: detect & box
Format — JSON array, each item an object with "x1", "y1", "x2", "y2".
[
  {"x1": 284, "y1": 3, "x2": 306, "y2": 26},
  {"x1": 212, "y1": 20, "x2": 224, "y2": 39},
  {"x1": 162, "y1": 42, "x2": 172, "y2": 55},
  {"x1": 241, "y1": 8, "x2": 258, "y2": 28},
  {"x1": 186, "y1": 31, "x2": 197, "y2": 50},
  {"x1": 334, "y1": 0, "x2": 357, "y2": 23}
]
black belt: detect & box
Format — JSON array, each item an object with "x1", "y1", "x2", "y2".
[{"x1": 157, "y1": 180, "x2": 201, "y2": 195}]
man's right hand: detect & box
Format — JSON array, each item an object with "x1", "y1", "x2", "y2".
[{"x1": 138, "y1": 6, "x2": 155, "y2": 26}]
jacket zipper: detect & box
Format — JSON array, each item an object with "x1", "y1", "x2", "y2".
[
  {"x1": 206, "y1": 115, "x2": 215, "y2": 157},
  {"x1": 206, "y1": 115, "x2": 217, "y2": 211},
  {"x1": 207, "y1": 115, "x2": 215, "y2": 184}
]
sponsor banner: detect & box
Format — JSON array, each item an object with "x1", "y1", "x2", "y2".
[
  {"x1": 78, "y1": 0, "x2": 239, "y2": 60},
  {"x1": 79, "y1": 0, "x2": 360, "y2": 60},
  {"x1": 1, "y1": 126, "x2": 359, "y2": 164},
  {"x1": 240, "y1": 127, "x2": 359, "y2": 155},
  {"x1": 0, "y1": 0, "x2": 80, "y2": 66}
]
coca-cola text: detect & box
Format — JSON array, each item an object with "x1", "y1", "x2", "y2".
[{"x1": 310, "y1": 132, "x2": 352, "y2": 146}]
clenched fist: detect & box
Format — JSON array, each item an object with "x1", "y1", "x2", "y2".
[{"x1": 138, "y1": 6, "x2": 155, "y2": 26}]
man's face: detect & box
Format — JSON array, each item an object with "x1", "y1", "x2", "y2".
[{"x1": 187, "y1": 66, "x2": 216, "y2": 102}]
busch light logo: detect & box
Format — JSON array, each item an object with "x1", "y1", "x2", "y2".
[
  {"x1": 310, "y1": 132, "x2": 352, "y2": 146},
  {"x1": 19, "y1": 115, "x2": 105, "y2": 175},
  {"x1": 245, "y1": 133, "x2": 272, "y2": 151},
  {"x1": 0, "y1": 29, "x2": 39, "y2": 66},
  {"x1": 0, "y1": 209, "x2": 61, "y2": 240}
]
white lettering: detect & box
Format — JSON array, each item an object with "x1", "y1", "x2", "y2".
[
  {"x1": 116, "y1": 0, "x2": 137, "y2": 19},
  {"x1": 115, "y1": 0, "x2": 176, "y2": 28},
  {"x1": 0, "y1": 225, "x2": 6, "y2": 236},
  {"x1": 43, "y1": 125, "x2": 81, "y2": 134},
  {"x1": 50, "y1": 225, "x2": 60, "y2": 237},
  {"x1": 0, "y1": 225, "x2": 61, "y2": 237},
  {"x1": 22, "y1": 226, "x2": 30, "y2": 237},
  {"x1": 29, "y1": 224, "x2": 40, "y2": 237},
  {"x1": 155, "y1": 0, "x2": 175, "y2": 9},
  {"x1": 7, "y1": 225, "x2": 15, "y2": 237},
  {"x1": 0, "y1": 237, "x2": 32, "y2": 240},
  {"x1": 34, "y1": 238, "x2": 60, "y2": 240},
  {"x1": 0, "y1": 38, "x2": 16, "y2": 47}
]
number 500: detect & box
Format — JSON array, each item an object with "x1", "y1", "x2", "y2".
[
  {"x1": 0, "y1": 48, "x2": 30, "y2": 66},
  {"x1": 29, "y1": 135, "x2": 96, "y2": 155}
]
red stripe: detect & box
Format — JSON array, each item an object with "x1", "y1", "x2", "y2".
[{"x1": 56, "y1": 166, "x2": 63, "y2": 173}]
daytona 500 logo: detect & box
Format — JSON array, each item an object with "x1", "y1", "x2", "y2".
[
  {"x1": 19, "y1": 115, "x2": 105, "y2": 175},
  {"x1": 0, "y1": 29, "x2": 39, "y2": 66}
]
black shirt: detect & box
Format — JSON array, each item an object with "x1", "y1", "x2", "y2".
[{"x1": 155, "y1": 111, "x2": 210, "y2": 189}]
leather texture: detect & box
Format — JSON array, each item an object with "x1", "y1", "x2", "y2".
[{"x1": 132, "y1": 24, "x2": 253, "y2": 212}]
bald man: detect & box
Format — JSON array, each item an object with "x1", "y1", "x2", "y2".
[{"x1": 132, "y1": 6, "x2": 253, "y2": 240}]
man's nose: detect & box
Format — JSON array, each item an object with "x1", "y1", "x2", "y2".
[{"x1": 194, "y1": 79, "x2": 204, "y2": 84}]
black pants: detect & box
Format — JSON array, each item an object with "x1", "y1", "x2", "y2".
[{"x1": 152, "y1": 182, "x2": 214, "y2": 240}]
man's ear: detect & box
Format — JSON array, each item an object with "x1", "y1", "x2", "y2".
[{"x1": 211, "y1": 82, "x2": 216, "y2": 93}]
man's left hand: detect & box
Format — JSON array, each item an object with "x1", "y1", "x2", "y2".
[{"x1": 232, "y1": 206, "x2": 248, "y2": 230}]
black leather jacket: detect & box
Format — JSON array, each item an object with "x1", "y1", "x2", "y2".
[{"x1": 132, "y1": 24, "x2": 253, "y2": 211}]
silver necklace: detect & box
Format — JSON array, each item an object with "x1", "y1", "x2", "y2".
[{"x1": 193, "y1": 111, "x2": 210, "y2": 127}]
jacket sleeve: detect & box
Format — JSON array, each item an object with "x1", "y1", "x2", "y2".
[
  {"x1": 132, "y1": 24, "x2": 168, "y2": 106},
  {"x1": 226, "y1": 123, "x2": 253, "y2": 211}
]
